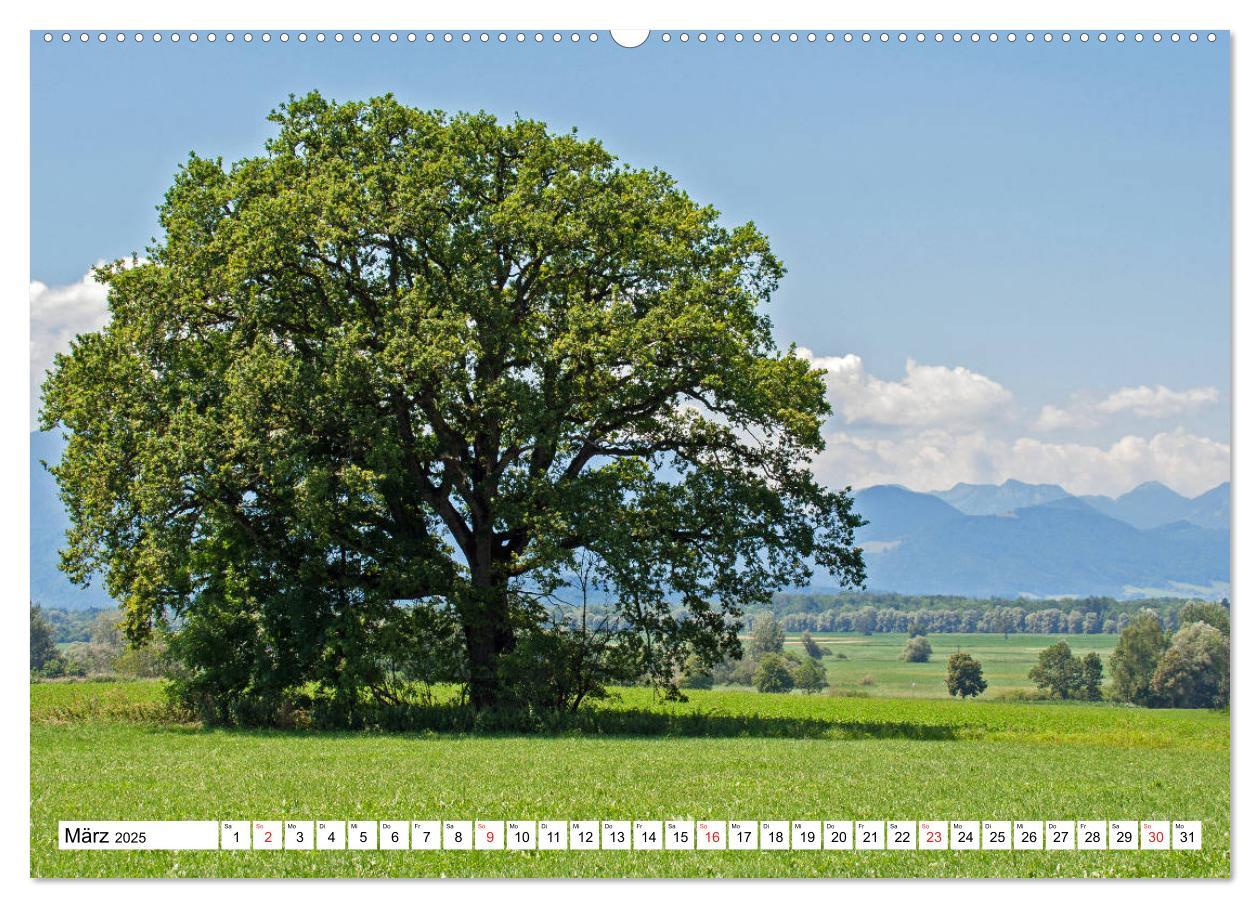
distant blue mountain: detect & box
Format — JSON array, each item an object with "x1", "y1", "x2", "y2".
[
  {"x1": 861, "y1": 493, "x2": 1229, "y2": 599},
  {"x1": 935, "y1": 477, "x2": 1231, "y2": 532},
  {"x1": 852, "y1": 485, "x2": 963, "y2": 543},
  {"x1": 853, "y1": 483, "x2": 1229, "y2": 599},
  {"x1": 932, "y1": 479, "x2": 1074, "y2": 515},
  {"x1": 30, "y1": 431, "x2": 113, "y2": 611},
  {"x1": 1186, "y1": 482, "x2": 1231, "y2": 530},
  {"x1": 1080, "y1": 480, "x2": 1230, "y2": 531}
]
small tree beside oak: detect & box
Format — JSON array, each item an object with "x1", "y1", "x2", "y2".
[
  {"x1": 1028, "y1": 641, "x2": 1104, "y2": 701},
  {"x1": 792, "y1": 657, "x2": 828, "y2": 694},
  {"x1": 946, "y1": 652, "x2": 987, "y2": 699}
]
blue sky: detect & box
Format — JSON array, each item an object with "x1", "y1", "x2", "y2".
[{"x1": 29, "y1": 32, "x2": 1231, "y2": 496}]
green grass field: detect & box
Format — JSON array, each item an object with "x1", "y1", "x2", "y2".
[
  {"x1": 782, "y1": 633, "x2": 1120, "y2": 698},
  {"x1": 31, "y1": 672, "x2": 1229, "y2": 879}
]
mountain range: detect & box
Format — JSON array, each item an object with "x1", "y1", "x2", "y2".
[
  {"x1": 857, "y1": 479, "x2": 1230, "y2": 599},
  {"x1": 30, "y1": 430, "x2": 114, "y2": 611},
  {"x1": 930, "y1": 477, "x2": 1230, "y2": 529},
  {"x1": 30, "y1": 431, "x2": 1231, "y2": 608}
]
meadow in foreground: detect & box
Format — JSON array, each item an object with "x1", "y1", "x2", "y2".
[{"x1": 31, "y1": 679, "x2": 1228, "y2": 878}]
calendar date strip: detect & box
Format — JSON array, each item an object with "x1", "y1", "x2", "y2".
[{"x1": 59, "y1": 819, "x2": 1203, "y2": 852}]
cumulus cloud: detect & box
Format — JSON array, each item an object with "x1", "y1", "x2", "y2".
[
  {"x1": 1034, "y1": 384, "x2": 1220, "y2": 432},
  {"x1": 30, "y1": 266, "x2": 111, "y2": 427},
  {"x1": 1096, "y1": 384, "x2": 1220, "y2": 419},
  {"x1": 794, "y1": 348, "x2": 1228, "y2": 495},
  {"x1": 812, "y1": 428, "x2": 1000, "y2": 493},
  {"x1": 814, "y1": 427, "x2": 1229, "y2": 498},
  {"x1": 1005, "y1": 431, "x2": 1230, "y2": 496},
  {"x1": 798, "y1": 349, "x2": 1013, "y2": 428},
  {"x1": 1033, "y1": 404, "x2": 1099, "y2": 432}
]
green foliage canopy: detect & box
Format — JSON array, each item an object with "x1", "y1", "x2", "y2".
[
  {"x1": 799, "y1": 630, "x2": 825, "y2": 659},
  {"x1": 792, "y1": 656, "x2": 828, "y2": 693},
  {"x1": 1080, "y1": 651, "x2": 1104, "y2": 701},
  {"x1": 1109, "y1": 612, "x2": 1168, "y2": 707},
  {"x1": 1178, "y1": 600, "x2": 1230, "y2": 636},
  {"x1": 753, "y1": 653, "x2": 796, "y2": 693},
  {"x1": 1150, "y1": 622, "x2": 1229, "y2": 709},
  {"x1": 1028, "y1": 641, "x2": 1083, "y2": 699},
  {"x1": 1025, "y1": 641, "x2": 1104, "y2": 701}
]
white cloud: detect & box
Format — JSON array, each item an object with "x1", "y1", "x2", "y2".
[
  {"x1": 1034, "y1": 384, "x2": 1220, "y2": 432},
  {"x1": 814, "y1": 427, "x2": 1229, "y2": 498},
  {"x1": 799, "y1": 349, "x2": 1013, "y2": 428},
  {"x1": 813, "y1": 428, "x2": 1000, "y2": 493},
  {"x1": 1033, "y1": 404, "x2": 1099, "y2": 432},
  {"x1": 1005, "y1": 431, "x2": 1230, "y2": 497},
  {"x1": 793, "y1": 348, "x2": 1229, "y2": 495},
  {"x1": 30, "y1": 266, "x2": 111, "y2": 427},
  {"x1": 1096, "y1": 384, "x2": 1220, "y2": 419}
]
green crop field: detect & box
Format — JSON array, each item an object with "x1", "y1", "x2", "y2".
[
  {"x1": 31, "y1": 676, "x2": 1229, "y2": 879},
  {"x1": 778, "y1": 633, "x2": 1120, "y2": 698}
]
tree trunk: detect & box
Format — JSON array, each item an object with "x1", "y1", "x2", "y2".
[{"x1": 462, "y1": 576, "x2": 516, "y2": 711}]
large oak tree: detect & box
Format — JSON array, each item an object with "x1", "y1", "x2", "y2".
[{"x1": 42, "y1": 93, "x2": 865, "y2": 715}]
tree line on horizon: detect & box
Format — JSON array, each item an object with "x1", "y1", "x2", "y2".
[
  {"x1": 36, "y1": 592, "x2": 1220, "y2": 649},
  {"x1": 764, "y1": 592, "x2": 1224, "y2": 636}
]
